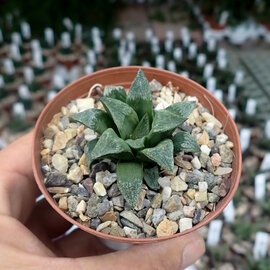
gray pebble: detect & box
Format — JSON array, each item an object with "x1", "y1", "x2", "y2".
[
  {"x1": 163, "y1": 195, "x2": 183, "y2": 213},
  {"x1": 152, "y1": 208, "x2": 166, "y2": 227},
  {"x1": 71, "y1": 185, "x2": 89, "y2": 197},
  {"x1": 97, "y1": 199, "x2": 111, "y2": 216},
  {"x1": 45, "y1": 172, "x2": 71, "y2": 187},
  {"x1": 90, "y1": 218, "x2": 101, "y2": 229},
  {"x1": 112, "y1": 195, "x2": 124, "y2": 207},
  {"x1": 107, "y1": 183, "x2": 121, "y2": 197},
  {"x1": 192, "y1": 209, "x2": 201, "y2": 224},
  {"x1": 67, "y1": 196, "x2": 78, "y2": 212},
  {"x1": 120, "y1": 218, "x2": 141, "y2": 232}
]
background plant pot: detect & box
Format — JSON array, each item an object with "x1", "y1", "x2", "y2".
[{"x1": 32, "y1": 66, "x2": 242, "y2": 244}]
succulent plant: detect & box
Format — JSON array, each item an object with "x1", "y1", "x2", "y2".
[{"x1": 71, "y1": 69, "x2": 200, "y2": 208}]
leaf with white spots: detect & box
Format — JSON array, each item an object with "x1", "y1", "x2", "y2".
[
  {"x1": 117, "y1": 162, "x2": 143, "y2": 209},
  {"x1": 70, "y1": 108, "x2": 114, "y2": 135},
  {"x1": 104, "y1": 85, "x2": 127, "y2": 102},
  {"x1": 144, "y1": 166, "x2": 159, "y2": 190},
  {"x1": 173, "y1": 131, "x2": 200, "y2": 153},
  {"x1": 139, "y1": 139, "x2": 174, "y2": 172},
  {"x1": 166, "y1": 101, "x2": 196, "y2": 118},
  {"x1": 126, "y1": 69, "x2": 153, "y2": 121}
]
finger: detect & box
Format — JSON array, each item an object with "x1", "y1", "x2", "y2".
[
  {"x1": 54, "y1": 228, "x2": 113, "y2": 257},
  {"x1": 0, "y1": 131, "x2": 40, "y2": 222},
  {"x1": 59, "y1": 231, "x2": 205, "y2": 270},
  {"x1": 26, "y1": 198, "x2": 71, "y2": 239}
]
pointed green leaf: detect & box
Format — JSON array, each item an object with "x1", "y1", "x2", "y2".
[
  {"x1": 70, "y1": 108, "x2": 114, "y2": 135},
  {"x1": 144, "y1": 166, "x2": 159, "y2": 190},
  {"x1": 117, "y1": 162, "x2": 143, "y2": 209},
  {"x1": 104, "y1": 85, "x2": 127, "y2": 102},
  {"x1": 100, "y1": 97, "x2": 139, "y2": 140},
  {"x1": 132, "y1": 113, "x2": 150, "y2": 139},
  {"x1": 126, "y1": 69, "x2": 153, "y2": 121},
  {"x1": 125, "y1": 137, "x2": 145, "y2": 150},
  {"x1": 166, "y1": 101, "x2": 196, "y2": 118},
  {"x1": 145, "y1": 109, "x2": 185, "y2": 146},
  {"x1": 87, "y1": 128, "x2": 133, "y2": 165},
  {"x1": 173, "y1": 131, "x2": 201, "y2": 153},
  {"x1": 139, "y1": 139, "x2": 174, "y2": 172},
  {"x1": 84, "y1": 138, "x2": 98, "y2": 167}
]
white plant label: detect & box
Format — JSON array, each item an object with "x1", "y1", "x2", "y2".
[
  {"x1": 217, "y1": 48, "x2": 226, "y2": 59},
  {"x1": 214, "y1": 90, "x2": 223, "y2": 103},
  {"x1": 167, "y1": 60, "x2": 176, "y2": 72},
  {"x1": 240, "y1": 128, "x2": 251, "y2": 153},
  {"x1": 11, "y1": 32, "x2": 22, "y2": 45},
  {"x1": 0, "y1": 29, "x2": 3, "y2": 43},
  {"x1": 61, "y1": 32, "x2": 71, "y2": 48},
  {"x1": 53, "y1": 74, "x2": 65, "y2": 89},
  {"x1": 86, "y1": 50, "x2": 96, "y2": 65},
  {"x1": 18, "y1": 85, "x2": 31, "y2": 100},
  {"x1": 128, "y1": 41, "x2": 136, "y2": 54},
  {"x1": 0, "y1": 75, "x2": 4, "y2": 88},
  {"x1": 21, "y1": 21, "x2": 31, "y2": 39},
  {"x1": 203, "y1": 64, "x2": 213, "y2": 79},
  {"x1": 260, "y1": 152, "x2": 270, "y2": 171},
  {"x1": 207, "y1": 220, "x2": 223, "y2": 246},
  {"x1": 75, "y1": 24, "x2": 82, "y2": 43},
  {"x1": 228, "y1": 108, "x2": 236, "y2": 120},
  {"x1": 207, "y1": 38, "x2": 216, "y2": 52},
  {"x1": 84, "y1": 65, "x2": 93, "y2": 75},
  {"x1": 173, "y1": 48, "x2": 182, "y2": 61},
  {"x1": 182, "y1": 34, "x2": 190, "y2": 48},
  {"x1": 197, "y1": 53, "x2": 206, "y2": 67},
  {"x1": 10, "y1": 43, "x2": 21, "y2": 61},
  {"x1": 156, "y1": 55, "x2": 165, "y2": 69},
  {"x1": 228, "y1": 84, "x2": 237, "y2": 103},
  {"x1": 3, "y1": 59, "x2": 15, "y2": 75},
  {"x1": 234, "y1": 70, "x2": 244, "y2": 85},
  {"x1": 219, "y1": 11, "x2": 229, "y2": 26},
  {"x1": 217, "y1": 57, "x2": 227, "y2": 70},
  {"x1": 47, "y1": 90, "x2": 57, "y2": 102},
  {"x1": 253, "y1": 232, "x2": 269, "y2": 260},
  {"x1": 145, "y1": 28, "x2": 153, "y2": 42},
  {"x1": 63, "y1": 17, "x2": 73, "y2": 31},
  {"x1": 164, "y1": 39, "x2": 173, "y2": 53},
  {"x1": 206, "y1": 77, "x2": 216, "y2": 93},
  {"x1": 245, "y1": 98, "x2": 257, "y2": 115},
  {"x1": 180, "y1": 71, "x2": 189, "y2": 78},
  {"x1": 126, "y1": 31, "x2": 135, "y2": 42},
  {"x1": 265, "y1": 120, "x2": 270, "y2": 139},
  {"x1": 44, "y1": 28, "x2": 54, "y2": 46},
  {"x1": 166, "y1": 30, "x2": 174, "y2": 41},
  {"x1": 188, "y1": 43, "x2": 197, "y2": 59},
  {"x1": 31, "y1": 39, "x2": 41, "y2": 52},
  {"x1": 13, "y1": 102, "x2": 26, "y2": 118},
  {"x1": 113, "y1": 28, "x2": 122, "y2": 40},
  {"x1": 142, "y1": 61, "x2": 150, "y2": 67},
  {"x1": 33, "y1": 51, "x2": 43, "y2": 69},
  {"x1": 254, "y1": 173, "x2": 266, "y2": 201},
  {"x1": 223, "y1": 200, "x2": 235, "y2": 223}
]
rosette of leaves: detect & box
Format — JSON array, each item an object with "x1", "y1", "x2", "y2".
[{"x1": 71, "y1": 69, "x2": 200, "y2": 208}]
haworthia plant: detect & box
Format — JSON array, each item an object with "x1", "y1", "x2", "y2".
[{"x1": 70, "y1": 69, "x2": 200, "y2": 208}]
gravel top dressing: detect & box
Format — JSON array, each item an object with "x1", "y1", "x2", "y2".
[{"x1": 40, "y1": 70, "x2": 233, "y2": 239}]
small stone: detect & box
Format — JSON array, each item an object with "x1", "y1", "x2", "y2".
[
  {"x1": 186, "y1": 170, "x2": 204, "y2": 184},
  {"x1": 52, "y1": 154, "x2": 68, "y2": 173},
  {"x1": 218, "y1": 181, "x2": 229, "y2": 197},
  {"x1": 108, "y1": 183, "x2": 121, "y2": 197},
  {"x1": 90, "y1": 162, "x2": 110, "y2": 178},
  {"x1": 156, "y1": 218, "x2": 178, "y2": 237},
  {"x1": 163, "y1": 166, "x2": 178, "y2": 176},
  {"x1": 120, "y1": 211, "x2": 143, "y2": 228},
  {"x1": 71, "y1": 185, "x2": 89, "y2": 197},
  {"x1": 45, "y1": 172, "x2": 70, "y2": 187},
  {"x1": 192, "y1": 209, "x2": 202, "y2": 224},
  {"x1": 134, "y1": 189, "x2": 147, "y2": 211},
  {"x1": 191, "y1": 156, "x2": 201, "y2": 169},
  {"x1": 162, "y1": 186, "x2": 172, "y2": 202},
  {"x1": 96, "y1": 221, "x2": 111, "y2": 232},
  {"x1": 100, "y1": 211, "x2": 117, "y2": 222},
  {"x1": 43, "y1": 139, "x2": 53, "y2": 149},
  {"x1": 171, "y1": 176, "x2": 188, "y2": 191},
  {"x1": 164, "y1": 195, "x2": 182, "y2": 213},
  {"x1": 152, "y1": 208, "x2": 166, "y2": 226},
  {"x1": 183, "y1": 206, "x2": 195, "y2": 218},
  {"x1": 123, "y1": 227, "x2": 138, "y2": 238},
  {"x1": 44, "y1": 126, "x2": 58, "y2": 139},
  {"x1": 67, "y1": 166, "x2": 83, "y2": 183},
  {"x1": 112, "y1": 195, "x2": 124, "y2": 207},
  {"x1": 76, "y1": 200, "x2": 86, "y2": 213},
  {"x1": 207, "y1": 159, "x2": 215, "y2": 174},
  {"x1": 199, "y1": 181, "x2": 208, "y2": 192},
  {"x1": 208, "y1": 193, "x2": 220, "y2": 203},
  {"x1": 167, "y1": 210, "x2": 183, "y2": 221},
  {"x1": 93, "y1": 182, "x2": 107, "y2": 196},
  {"x1": 226, "y1": 141, "x2": 234, "y2": 148},
  {"x1": 58, "y1": 197, "x2": 68, "y2": 210},
  {"x1": 179, "y1": 218, "x2": 193, "y2": 232},
  {"x1": 198, "y1": 130, "x2": 209, "y2": 145},
  {"x1": 219, "y1": 145, "x2": 234, "y2": 163},
  {"x1": 76, "y1": 97, "x2": 95, "y2": 112},
  {"x1": 142, "y1": 221, "x2": 156, "y2": 236},
  {"x1": 150, "y1": 79, "x2": 162, "y2": 92},
  {"x1": 158, "y1": 176, "x2": 171, "y2": 188},
  {"x1": 52, "y1": 131, "x2": 68, "y2": 151},
  {"x1": 96, "y1": 170, "x2": 110, "y2": 183},
  {"x1": 102, "y1": 173, "x2": 117, "y2": 188},
  {"x1": 214, "y1": 167, "x2": 232, "y2": 176},
  {"x1": 47, "y1": 187, "x2": 70, "y2": 193},
  {"x1": 90, "y1": 218, "x2": 101, "y2": 229},
  {"x1": 82, "y1": 178, "x2": 94, "y2": 195},
  {"x1": 145, "y1": 208, "x2": 154, "y2": 224},
  {"x1": 67, "y1": 196, "x2": 78, "y2": 212},
  {"x1": 216, "y1": 134, "x2": 228, "y2": 145},
  {"x1": 79, "y1": 213, "x2": 90, "y2": 222},
  {"x1": 97, "y1": 199, "x2": 111, "y2": 216},
  {"x1": 211, "y1": 153, "x2": 222, "y2": 167},
  {"x1": 195, "y1": 191, "x2": 208, "y2": 202},
  {"x1": 120, "y1": 218, "x2": 140, "y2": 231},
  {"x1": 199, "y1": 152, "x2": 209, "y2": 168},
  {"x1": 202, "y1": 112, "x2": 222, "y2": 128},
  {"x1": 174, "y1": 156, "x2": 192, "y2": 170},
  {"x1": 64, "y1": 128, "x2": 77, "y2": 141},
  {"x1": 110, "y1": 226, "x2": 125, "y2": 237},
  {"x1": 186, "y1": 189, "x2": 196, "y2": 199},
  {"x1": 151, "y1": 193, "x2": 162, "y2": 208},
  {"x1": 137, "y1": 208, "x2": 148, "y2": 218},
  {"x1": 200, "y1": 144, "x2": 211, "y2": 155}
]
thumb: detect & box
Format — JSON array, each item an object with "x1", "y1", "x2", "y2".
[{"x1": 61, "y1": 232, "x2": 205, "y2": 270}]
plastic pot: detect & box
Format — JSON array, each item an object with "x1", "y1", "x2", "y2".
[{"x1": 32, "y1": 66, "x2": 242, "y2": 244}]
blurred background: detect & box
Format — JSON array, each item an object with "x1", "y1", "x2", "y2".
[{"x1": 0, "y1": 0, "x2": 270, "y2": 269}]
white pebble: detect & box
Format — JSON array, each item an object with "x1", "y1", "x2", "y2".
[
  {"x1": 191, "y1": 156, "x2": 201, "y2": 169},
  {"x1": 179, "y1": 218, "x2": 193, "y2": 232},
  {"x1": 200, "y1": 145, "x2": 211, "y2": 155},
  {"x1": 199, "y1": 181, "x2": 208, "y2": 192},
  {"x1": 162, "y1": 187, "x2": 172, "y2": 202},
  {"x1": 93, "y1": 182, "x2": 107, "y2": 196}
]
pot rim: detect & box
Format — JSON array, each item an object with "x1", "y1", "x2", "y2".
[{"x1": 32, "y1": 66, "x2": 242, "y2": 244}]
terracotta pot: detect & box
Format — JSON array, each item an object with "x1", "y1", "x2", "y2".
[
  {"x1": 32, "y1": 66, "x2": 242, "y2": 244},
  {"x1": 204, "y1": 15, "x2": 226, "y2": 30}
]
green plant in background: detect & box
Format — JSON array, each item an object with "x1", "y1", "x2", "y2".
[
  {"x1": 241, "y1": 255, "x2": 270, "y2": 270},
  {"x1": 71, "y1": 69, "x2": 200, "y2": 208}
]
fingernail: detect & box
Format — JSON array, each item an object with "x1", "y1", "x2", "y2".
[{"x1": 182, "y1": 237, "x2": 205, "y2": 268}]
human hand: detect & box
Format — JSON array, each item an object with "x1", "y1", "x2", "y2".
[{"x1": 0, "y1": 132, "x2": 205, "y2": 269}]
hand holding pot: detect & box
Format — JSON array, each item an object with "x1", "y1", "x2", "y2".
[{"x1": 0, "y1": 132, "x2": 205, "y2": 269}]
